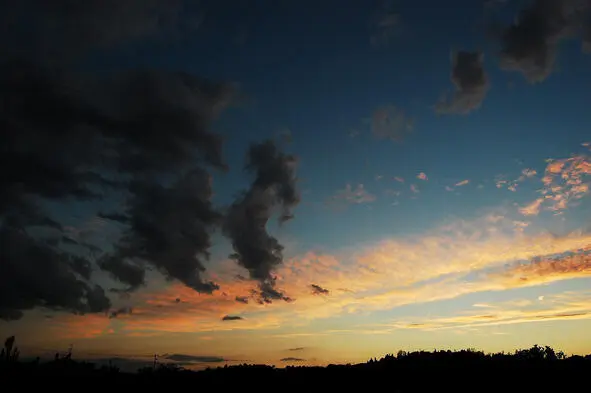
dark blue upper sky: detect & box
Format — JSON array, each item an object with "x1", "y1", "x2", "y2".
[
  {"x1": 58, "y1": 0, "x2": 589, "y2": 255},
  {"x1": 102, "y1": 0, "x2": 588, "y2": 249},
  {"x1": 29, "y1": 0, "x2": 586, "y2": 252}
]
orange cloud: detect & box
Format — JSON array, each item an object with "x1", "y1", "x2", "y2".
[
  {"x1": 495, "y1": 168, "x2": 537, "y2": 193},
  {"x1": 521, "y1": 154, "x2": 591, "y2": 215},
  {"x1": 486, "y1": 251, "x2": 591, "y2": 288},
  {"x1": 519, "y1": 198, "x2": 544, "y2": 216},
  {"x1": 546, "y1": 161, "x2": 565, "y2": 174},
  {"x1": 46, "y1": 314, "x2": 114, "y2": 339},
  {"x1": 118, "y1": 286, "x2": 284, "y2": 334},
  {"x1": 455, "y1": 179, "x2": 469, "y2": 187}
]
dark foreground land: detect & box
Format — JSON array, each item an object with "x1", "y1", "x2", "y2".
[{"x1": 2, "y1": 343, "x2": 590, "y2": 392}]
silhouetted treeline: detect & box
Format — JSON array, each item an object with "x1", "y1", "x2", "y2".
[{"x1": 1, "y1": 336, "x2": 589, "y2": 391}]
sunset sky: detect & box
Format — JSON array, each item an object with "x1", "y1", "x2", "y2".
[{"x1": 1, "y1": 0, "x2": 591, "y2": 371}]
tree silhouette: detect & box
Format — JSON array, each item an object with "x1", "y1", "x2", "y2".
[{"x1": 1, "y1": 336, "x2": 19, "y2": 362}]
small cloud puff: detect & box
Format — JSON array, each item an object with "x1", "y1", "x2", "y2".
[{"x1": 331, "y1": 184, "x2": 376, "y2": 205}]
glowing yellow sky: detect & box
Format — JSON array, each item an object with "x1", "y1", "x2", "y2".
[{"x1": 2, "y1": 146, "x2": 591, "y2": 368}]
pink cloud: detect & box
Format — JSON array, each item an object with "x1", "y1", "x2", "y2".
[
  {"x1": 495, "y1": 168, "x2": 537, "y2": 193},
  {"x1": 521, "y1": 153, "x2": 591, "y2": 215},
  {"x1": 519, "y1": 198, "x2": 543, "y2": 216},
  {"x1": 546, "y1": 160, "x2": 565, "y2": 174},
  {"x1": 417, "y1": 172, "x2": 428, "y2": 181}
]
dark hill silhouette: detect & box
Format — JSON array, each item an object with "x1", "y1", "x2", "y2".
[{"x1": 1, "y1": 336, "x2": 588, "y2": 391}]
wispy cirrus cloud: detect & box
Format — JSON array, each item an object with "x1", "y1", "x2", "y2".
[
  {"x1": 486, "y1": 250, "x2": 591, "y2": 288},
  {"x1": 45, "y1": 313, "x2": 114, "y2": 340},
  {"x1": 41, "y1": 213, "x2": 591, "y2": 338},
  {"x1": 389, "y1": 290, "x2": 591, "y2": 331}
]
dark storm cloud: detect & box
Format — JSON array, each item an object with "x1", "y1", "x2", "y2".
[
  {"x1": 0, "y1": 227, "x2": 111, "y2": 321},
  {"x1": 95, "y1": 70, "x2": 233, "y2": 172},
  {"x1": 495, "y1": 0, "x2": 590, "y2": 83},
  {"x1": 60, "y1": 236, "x2": 79, "y2": 246},
  {"x1": 280, "y1": 357, "x2": 306, "y2": 362},
  {"x1": 114, "y1": 169, "x2": 222, "y2": 294},
  {"x1": 222, "y1": 315, "x2": 244, "y2": 321},
  {"x1": 98, "y1": 255, "x2": 146, "y2": 291},
  {"x1": 97, "y1": 212, "x2": 129, "y2": 223},
  {"x1": 235, "y1": 296, "x2": 249, "y2": 304},
  {"x1": 223, "y1": 140, "x2": 300, "y2": 303},
  {"x1": 310, "y1": 284, "x2": 330, "y2": 296},
  {"x1": 0, "y1": 65, "x2": 232, "y2": 316},
  {"x1": 0, "y1": 1, "x2": 236, "y2": 319},
  {"x1": 0, "y1": 61, "x2": 112, "y2": 213},
  {"x1": 0, "y1": 60, "x2": 233, "y2": 209},
  {"x1": 436, "y1": 51, "x2": 489, "y2": 114}
]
